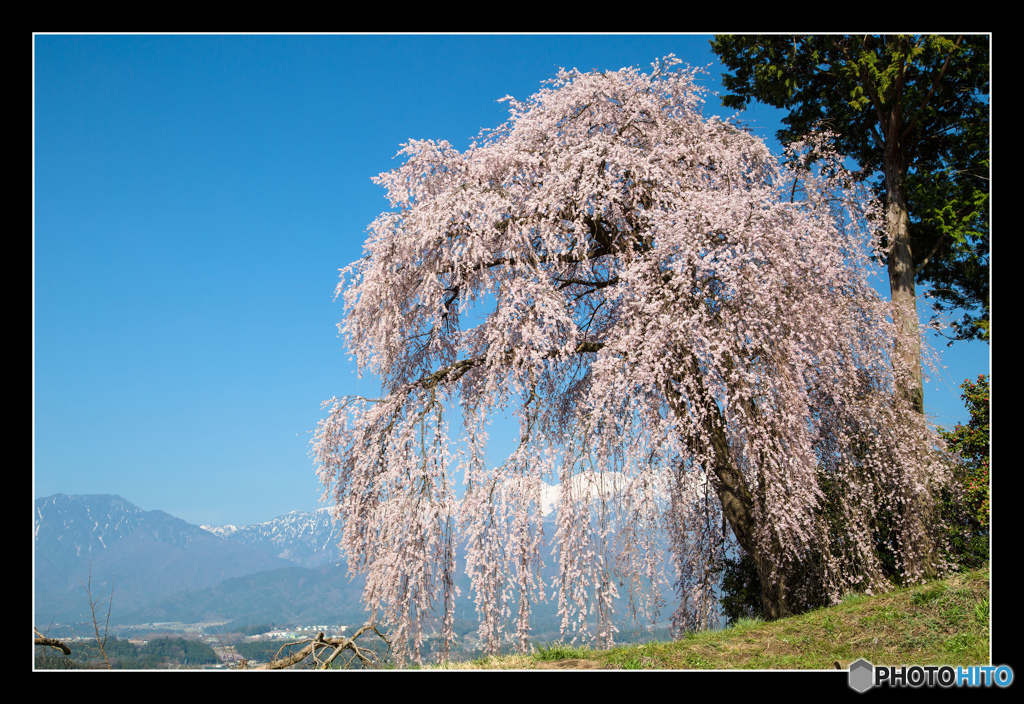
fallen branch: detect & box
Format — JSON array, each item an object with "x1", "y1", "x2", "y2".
[
  {"x1": 34, "y1": 627, "x2": 72, "y2": 656},
  {"x1": 239, "y1": 623, "x2": 391, "y2": 670}
]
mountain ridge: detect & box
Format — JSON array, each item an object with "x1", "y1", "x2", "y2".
[
  {"x1": 34, "y1": 494, "x2": 300, "y2": 624},
  {"x1": 35, "y1": 487, "x2": 678, "y2": 631}
]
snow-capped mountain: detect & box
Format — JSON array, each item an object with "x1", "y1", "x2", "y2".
[
  {"x1": 538, "y1": 469, "x2": 676, "y2": 526},
  {"x1": 539, "y1": 470, "x2": 635, "y2": 517},
  {"x1": 201, "y1": 507, "x2": 342, "y2": 568},
  {"x1": 35, "y1": 482, "x2": 680, "y2": 630},
  {"x1": 34, "y1": 494, "x2": 295, "y2": 623}
]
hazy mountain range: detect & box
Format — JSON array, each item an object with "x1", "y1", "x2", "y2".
[
  {"x1": 33, "y1": 493, "x2": 357, "y2": 626},
  {"x1": 34, "y1": 487, "x2": 678, "y2": 632}
]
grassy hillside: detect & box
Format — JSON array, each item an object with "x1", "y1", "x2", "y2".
[{"x1": 425, "y1": 565, "x2": 990, "y2": 670}]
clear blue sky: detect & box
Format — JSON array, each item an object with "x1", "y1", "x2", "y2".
[{"x1": 33, "y1": 34, "x2": 989, "y2": 527}]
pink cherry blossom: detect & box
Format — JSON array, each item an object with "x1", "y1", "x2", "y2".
[{"x1": 312, "y1": 56, "x2": 952, "y2": 664}]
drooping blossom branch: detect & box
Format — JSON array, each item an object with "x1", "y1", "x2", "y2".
[{"x1": 313, "y1": 55, "x2": 952, "y2": 663}]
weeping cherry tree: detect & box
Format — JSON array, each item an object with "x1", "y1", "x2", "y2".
[{"x1": 312, "y1": 56, "x2": 953, "y2": 664}]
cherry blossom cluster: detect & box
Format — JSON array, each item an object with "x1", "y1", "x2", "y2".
[{"x1": 313, "y1": 56, "x2": 951, "y2": 663}]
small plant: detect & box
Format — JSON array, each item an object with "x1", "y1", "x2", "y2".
[
  {"x1": 840, "y1": 591, "x2": 868, "y2": 606},
  {"x1": 822, "y1": 614, "x2": 838, "y2": 637},
  {"x1": 729, "y1": 615, "x2": 765, "y2": 631},
  {"x1": 973, "y1": 597, "x2": 989, "y2": 624},
  {"x1": 606, "y1": 643, "x2": 664, "y2": 669},
  {"x1": 912, "y1": 583, "x2": 948, "y2": 606},
  {"x1": 682, "y1": 652, "x2": 714, "y2": 669},
  {"x1": 532, "y1": 641, "x2": 592, "y2": 662}
]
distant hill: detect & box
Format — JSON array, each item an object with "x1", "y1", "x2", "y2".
[
  {"x1": 118, "y1": 564, "x2": 370, "y2": 626},
  {"x1": 34, "y1": 494, "x2": 295, "y2": 624},
  {"x1": 35, "y1": 489, "x2": 680, "y2": 635}
]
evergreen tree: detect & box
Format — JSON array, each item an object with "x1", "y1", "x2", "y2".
[{"x1": 710, "y1": 35, "x2": 989, "y2": 379}]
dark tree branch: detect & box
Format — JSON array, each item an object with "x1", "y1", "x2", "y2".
[
  {"x1": 34, "y1": 629, "x2": 72, "y2": 656},
  {"x1": 915, "y1": 229, "x2": 947, "y2": 275},
  {"x1": 414, "y1": 340, "x2": 606, "y2": 392}
]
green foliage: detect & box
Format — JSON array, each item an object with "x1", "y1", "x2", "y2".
[
  {"x1": 710, "y1": 34, "x2": 989, "y2": 343},
  {"x1": 718, "y1": 553, "x2": 763, "y2": 626},
  {"x1": 532, "y1": 641, "x2": 593, "y2": 661},
  {"x1": 939, "y1": 374, "x2": 990, "y2": 569},
  {"x1": 35, "y1": 636, "x2": 146, "y2": 670},
  {"x1": 34, "y1": 648, "x2": 79, "y2": 669}
]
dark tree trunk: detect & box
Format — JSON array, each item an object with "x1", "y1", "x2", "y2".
[
  {"x1": 666, "y1": 362, "x2": 799, "y2": 621},
  {"x1": 710, "y1": 457, "x2": 797, "y2": 621}
]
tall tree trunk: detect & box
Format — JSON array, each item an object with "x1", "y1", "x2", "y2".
[
  {"x1": 883, "y1": 119, "x2": 938, "y2": 581},
  {"x1": 883, "y1": 143, "x2": 924, "y2": 416}
]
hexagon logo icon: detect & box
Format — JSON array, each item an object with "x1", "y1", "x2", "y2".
[{"x1": 849, "y1": 658, "x2": 874, "y2": 693}]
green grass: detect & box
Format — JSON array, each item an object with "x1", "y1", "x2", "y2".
[
  {"x1": 532, "y1": 642, "x2": 594, "y2": 661},
  {"x1": 425, "y1": 565, "x2": 990, "y2": 670}
]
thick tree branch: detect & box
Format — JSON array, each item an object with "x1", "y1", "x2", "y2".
[
  {"x1": 415, "y1": 340, "x2": 606, "y2": 392},
  {"x1": 554, "y1": 275, "x2": 621, "y2": 292},
  {"x1": 34, "y1": 629, "x2": 72, "y2": 656}
]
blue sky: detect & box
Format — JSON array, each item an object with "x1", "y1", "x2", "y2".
[{"x1": 33, "y1": 34, "x2": 989, "y2": 527}]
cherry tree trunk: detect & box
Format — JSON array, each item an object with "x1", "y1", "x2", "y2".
[
  {"x1": 711, "y1": 461, "x2": 798, "y2": 620},
  {"x1": 710, "y1": 446, "x2": 799, "y2": 620},
  {"x1": 697, "y1": 388, "x2": 799, "y2": 620}
]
